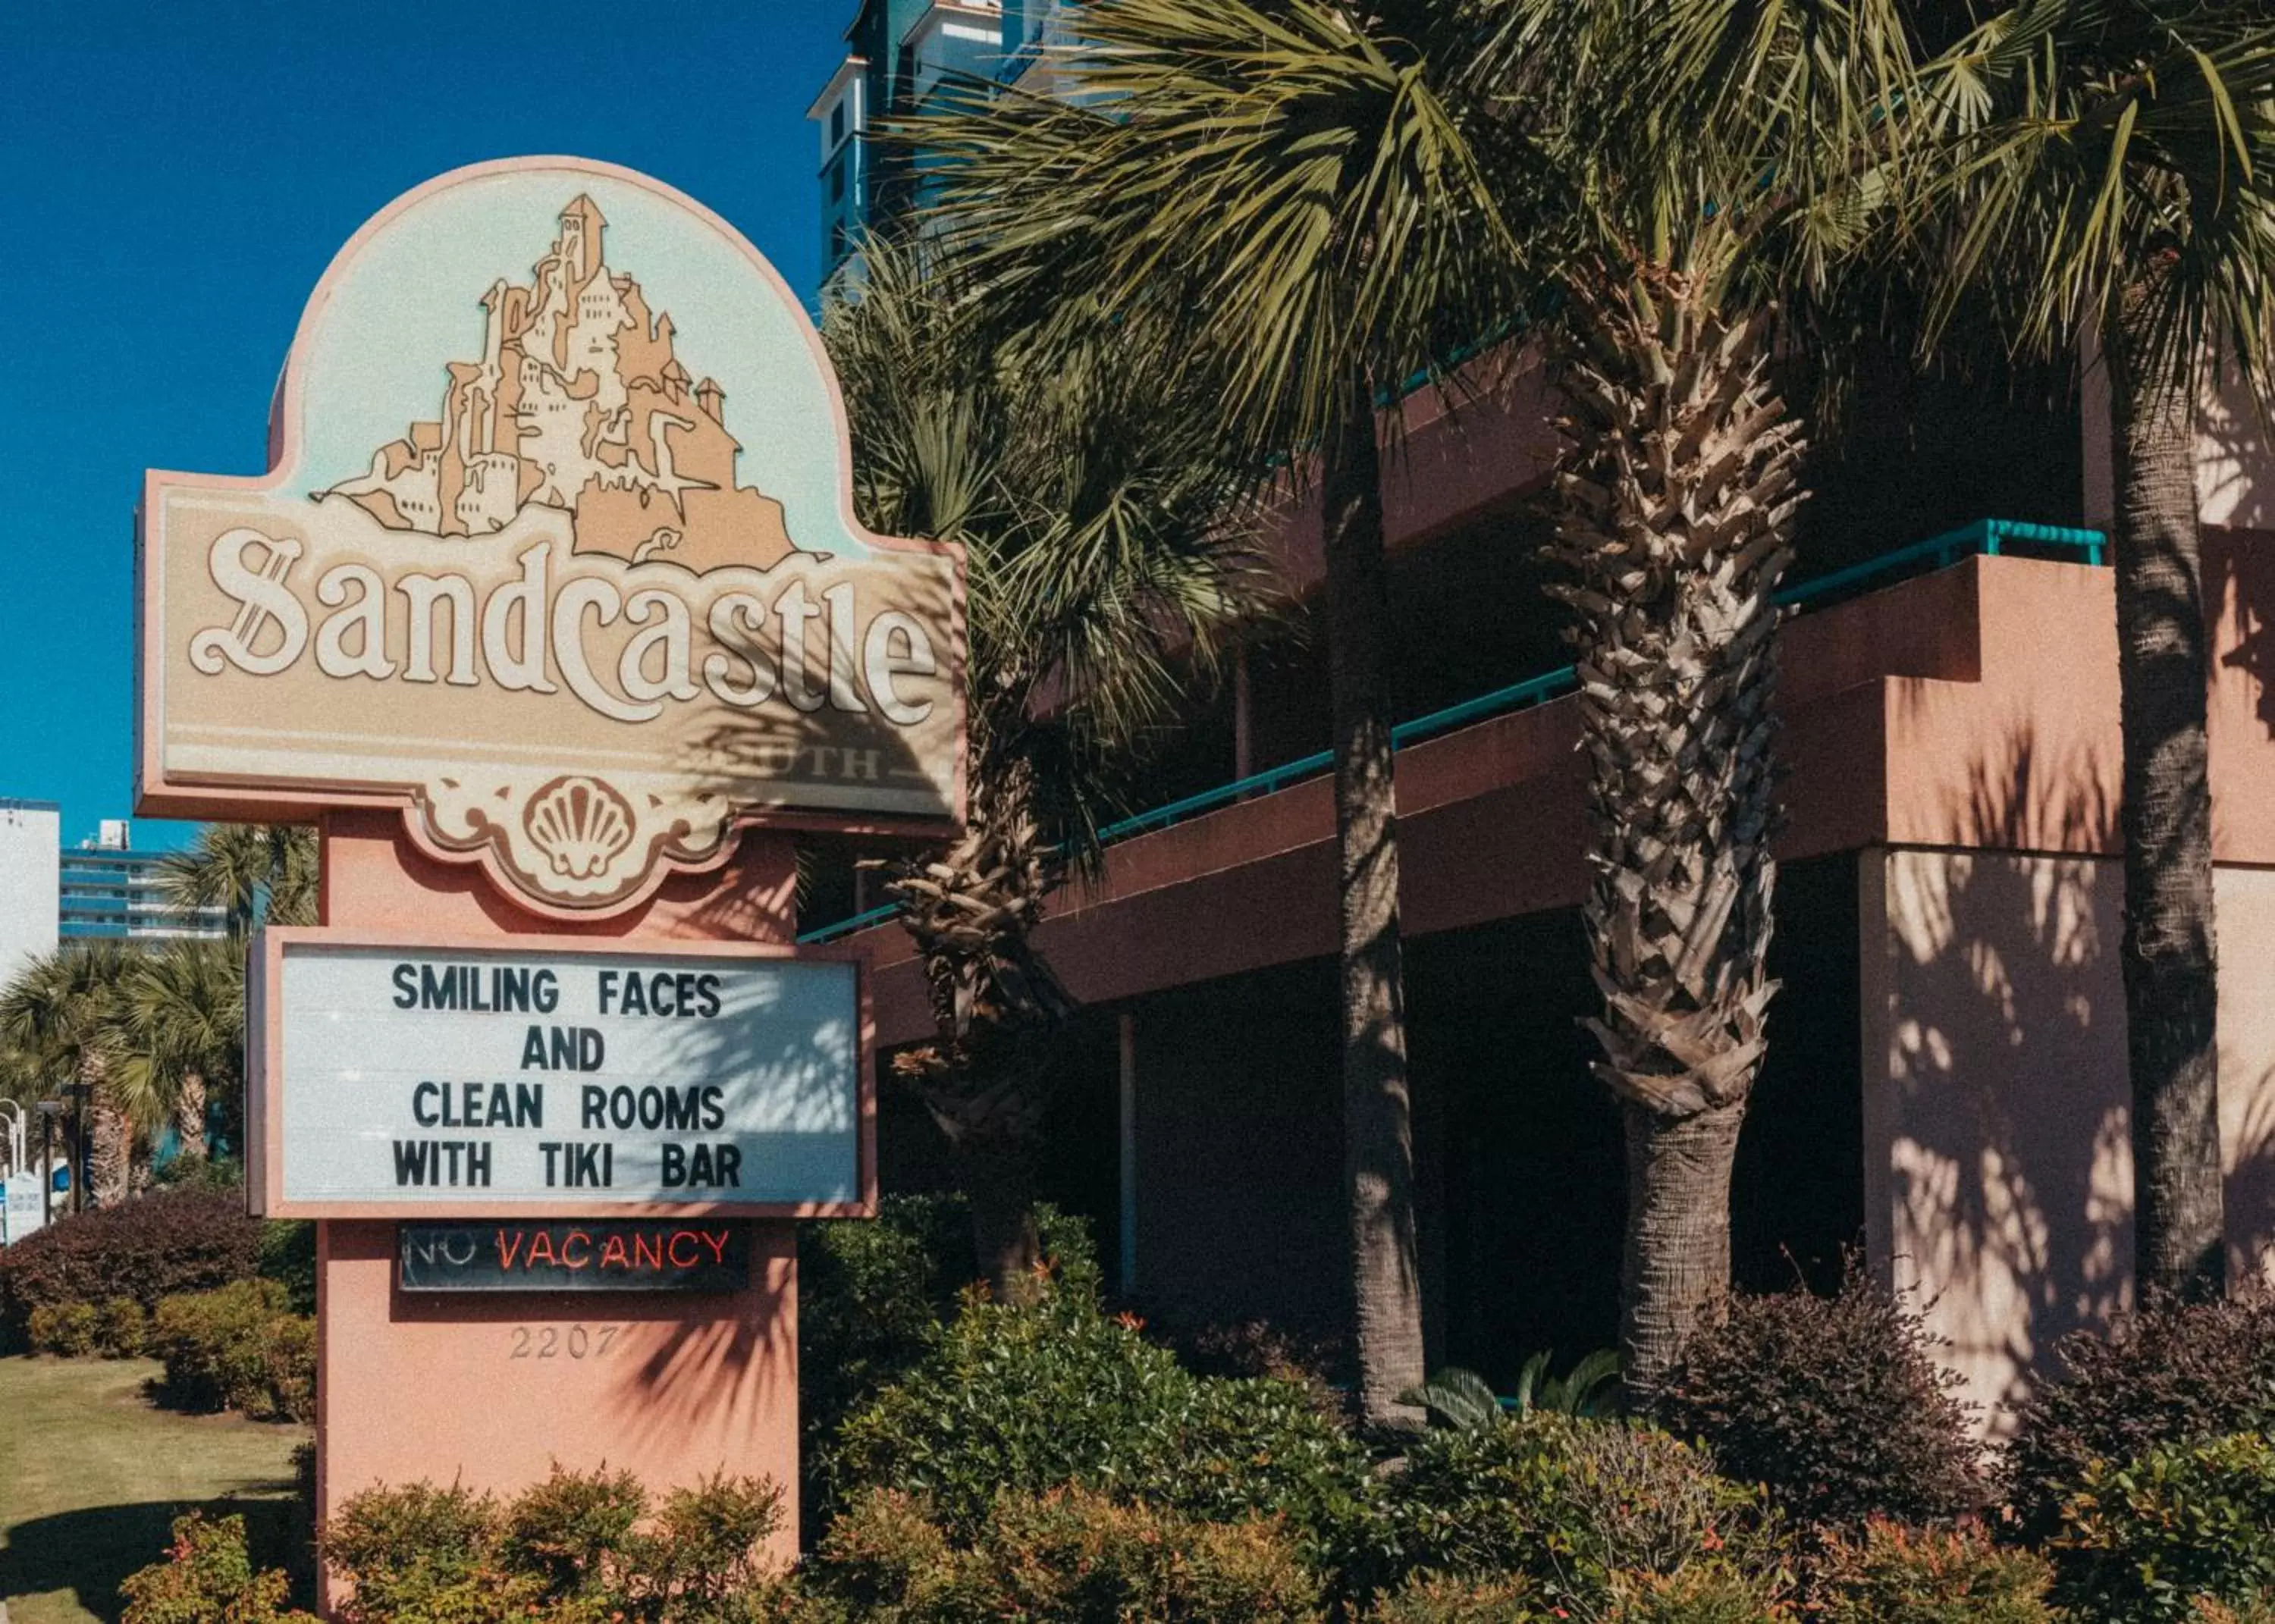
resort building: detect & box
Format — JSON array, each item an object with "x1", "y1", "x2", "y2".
[
  {"x1": 58, "y1": 821, "x2": 224, "y2": 945},
  {"x1": 805, "y1": 6, "x2": 2275, "y2": 1433}
]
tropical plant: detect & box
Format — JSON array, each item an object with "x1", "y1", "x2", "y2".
[
  {"x1": 158, "y1": 823, "x2": 318, "y2": 937},
  {"x1": 1906, "y1": 0, "x2": 2275, "y2": 1301},
  {"x1": 0, "y1": 940, "x2": 149, "y2": 1205},
  {"x1": 116, "y1": 938, "x2": 247, "y2": 1163},
  {"x1": 825, "y1": 236, "x2": 1262, "y2": 1299},
  {"x1": 906, "y1": 0, "x2": 1526, "y2": 1428},
  {"x1": 1403, "y1": 1351, "x2": 1621, "y2": 1429},
  {"x1": 1476, "y1": 0, "x2": 1928, "y2": 1396}
]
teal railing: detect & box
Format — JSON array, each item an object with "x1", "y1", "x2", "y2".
[{"x1": 798, "y1": 517, "x2": 2104, "y2": 944}]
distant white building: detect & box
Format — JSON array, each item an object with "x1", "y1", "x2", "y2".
[
  {"x1": 0, "y1": 800, "x2": 60, "y2": 980},
  {"x1": 59, "y1": 820, "x2": 226, "y2": 945}
]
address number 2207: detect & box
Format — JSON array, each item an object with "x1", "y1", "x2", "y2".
[{"x1": 510, "y1": 1325, "x2": 621, "y2": 1360}]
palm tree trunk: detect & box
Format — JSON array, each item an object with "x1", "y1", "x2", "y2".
[
  {"x1": 90, "y1": 1092, "x2": 130, "y2": 1209},
  {"x1": 175, "y1": 1071, "x2": 209, "y2": 1163},
  {"x1": 1543, "y1": 281, "x2": 1798, "y2": 1401},
  {"x1": 2105, "y1": 310, "x2": 2225, "y2": 1301},
  {"x1": 884, "y1": 760, "x2": 1073, "y2": 1306},
  {"x1": 953, "y1": 1133, "x2": 1044, "y2": 1305},
  {"x1": 1323, "y1": 370, "x2": 1425, "y2": 1431},
  {"x1": 1622, "y1": 1102, "x2": 1745, "y2": 1383}
]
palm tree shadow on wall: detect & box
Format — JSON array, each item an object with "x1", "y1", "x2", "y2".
[
  {"x1": 2208, "y1": 518, "x2": 2275, "y2": 1284},
  {"x1": 2212, "y1": 521, "x2": 2275, "y2": 743},
  {"x1": 1877, "y1": 710, "x2": 2130, "y2": 1429}
]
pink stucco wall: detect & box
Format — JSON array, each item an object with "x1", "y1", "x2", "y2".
[
  {"x1": 850, "y1": 518, "x2": 2275, "y2": 1426},
  {"x1": 1862, "y1": 851, "x2": 2275, "y2": 1434},
  {"x1": 312, "y1": 814, "x2": 805, "y2": 1608}
]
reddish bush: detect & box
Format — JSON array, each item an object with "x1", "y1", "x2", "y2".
[
  {"x1": 0, "y1": 1189, "x2": 264, "y2": 1346},
  {"x1": 1652, "y1": 1267, "x2": 1981, "y2": 1530},
  {"x1": 2002, "y1": 1290, "x2": 2275, "y2": 1538}
]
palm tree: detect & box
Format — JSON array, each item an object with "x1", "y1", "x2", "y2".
[
  {"x1": 908, "y1": 0, "x2": 1523, "y2": 1427},
  {"x1": 158, "y1": 823, "x2": 318, "y2": 936},
  {"x1": 0, "y1": 942, "x2": 152, "y2": 1207},
  {"x1": 117, "y1": 939, "x2": 248, "y2": 1165},
  {"x1": 1472, "y1": 0, "x2": 1925, "y2": 1394},
  {"x1": 826, "y1": 237, "x2": 1263, "y2": 1303},
  {"x1": 1909, "y1": 0, "x2": 2275, "y2": 1300}
]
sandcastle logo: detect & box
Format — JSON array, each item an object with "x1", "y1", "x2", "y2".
[
  {"x1": 139, "y1": 160, "x2": 965, "y2": 916},
  {"x1": 324, "y1": 194, "x2": 805, "y2": 574}
]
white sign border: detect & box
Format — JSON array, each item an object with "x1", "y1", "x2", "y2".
[{"x1": 247, "y1": 926, "x2": 877, "y2": 1221}]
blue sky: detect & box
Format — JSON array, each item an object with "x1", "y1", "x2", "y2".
[{"x1": 0, "y1": 0, "x2": 847, "y2": 850}]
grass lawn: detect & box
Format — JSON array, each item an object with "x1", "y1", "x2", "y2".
[{"x1": 0, "y1": 1355, "x2": 307, "y2": 1624}]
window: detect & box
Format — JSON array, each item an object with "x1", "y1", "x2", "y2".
[{"x1": 830, "y1": 102, "x2": 846, "y2": 146}]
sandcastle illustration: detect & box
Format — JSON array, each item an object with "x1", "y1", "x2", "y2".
[{"x1": 326, "y1": 196, "x2": 805, "y2": 573}]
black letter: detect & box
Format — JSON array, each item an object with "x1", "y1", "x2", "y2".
[
  {"x1": 535, "y1": 970, "x2": 559, "y2": 1014},
  {"x1": 393, "y1": 964, "x2": 419, "y2": 1008},
  {"x1": 394, "y1": 1141, "x2": 432, "y2": 1186},
  {"x1": 521, "y1": 1026, "x2": 548, "y2": 1070},
  {"x1": 696, "y1": 974, "x2": 722, "y2": 1018},
  {"x1": 580, "y1": 1086, "x2": 606, "y2": 1130},
  {"x1": 413, "y1": 1082, "x2": 440, "y2": 1127}
]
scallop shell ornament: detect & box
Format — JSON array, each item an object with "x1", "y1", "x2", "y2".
[{"x1": 524, "y1": 776, "x2": 637, "y2": 881}]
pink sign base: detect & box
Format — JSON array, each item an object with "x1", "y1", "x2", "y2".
[{"x1": 312, "y1": 812, "x2": 805, "y2": 1613}]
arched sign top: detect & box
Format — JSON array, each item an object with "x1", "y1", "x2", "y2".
[
  {"x1": 278, "y1": 159, "x2": 884, "y2": 572},
  {"x1": 138, "y1": 158, "x2": 965, "y2": 917}
]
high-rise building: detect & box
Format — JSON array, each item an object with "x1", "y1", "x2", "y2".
[
  {"x1": 810, "y1": 1, "x2": 1047, "y2": 282},
  {"x1": 0, "y1": 800, "x2": 60, "y2": 979},
  {"x1": 57, "y1": 822, "x2": 225, "y2": 945}
]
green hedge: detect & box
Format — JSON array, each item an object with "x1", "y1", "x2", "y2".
[{"x1": 149, "y1": 1280, "x2": 315, "y2": 1422}]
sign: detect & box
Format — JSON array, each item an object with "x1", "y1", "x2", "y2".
[
  {"x1": 138, "y1": 158, "x2": 965, "y2": 916},
  {"x1": 248, "y1": 929, "x2": 873, "y2": 1218},
  {"x1": 397, "y1": 1221, "x2": 751, "y2": 1292},
  {"x1": 1, "y1": 1174, "x2": 47, "y2": 1245}
]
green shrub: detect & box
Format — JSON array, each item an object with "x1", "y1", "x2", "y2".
[
  {"x1": 808, "y1": 1485, "x2": 1323, "y2": 1622},
  {"x1": 639, "y1": 1473, "x2": 789, "y2": 1605},
  {"x1": 259, "y1": 1220, "x2": 318, "y2": 1315},
  {"x1": 1652, "y1": 1268, "x2": 1980, "y2": 1529},
  {"x1": 1367, "y1": 1412, "x2": 1772, "y2": 1615},
  {"x1": 497, "y1": 1464, "x2": 645, "y2": 1600},
  {"x1": 98, "y1": 1294, "x2": 149, "y2": 1356},
  {"x1": 1365, "y1": 1573, "x2": 1552, "y2": 1622},
  {"x1": 1811, "y1": 1519, "x2": 2056, "y2": 1623},
  {"x1": 0, "y1": 1187, "x2": 264, "y2": 1345},
  {"x1": 2004, "y1": 1291, "x2": 2275, "y2": 1538},
  {"x1": 799, "y1": 1196, "x2": 1097, "y2": 1425},
  {"x1": 150, "y1": 1279, "x2": 315, "y2": 1421},
  {"x1": 2049, "y1": 1431, "x2": 2275, "y2": 1624},
  {"x1": 121, "y1": 1512, "x2": 316, "y2": 1624},
  {"x1": 154, "y1": 1155, "x2": 247, "y2": 1194},
  {"x1": 1610, "y1": 1563, "x2": 1790, "y2": 1622},
  {"x1": 322, "y1": 1481, "x2": 526, "y2": 1622},
  {"x1": 827, "y1": 1288, "x2": 1370, "y2": 1551},
  {"x1": 28, "y1": 1300, "x2": 100, "y2": 1357},
  {"x1": 322, "y1": 1466, "x2": 794, "y2": 1622}
]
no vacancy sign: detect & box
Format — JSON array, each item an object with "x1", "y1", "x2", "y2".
[{"x1": 246, "y1": 929, "x2": 872, "y2": 1218}]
